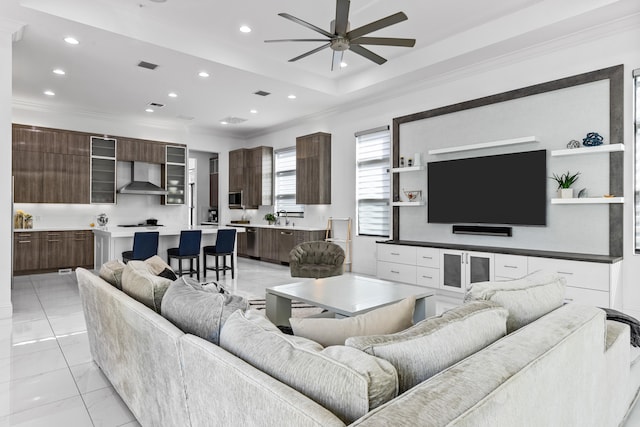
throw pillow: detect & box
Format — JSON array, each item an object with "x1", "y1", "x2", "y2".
[
  {"x1": 464, "y1": 270, "x2": 566, "y2": 332},
  {"x1": 289, "y1": 296, "x2": 416, "y2": 346},
  {"x1": 99, "y1": 259, "x2": 126, "y2": 290},
  {"x1": 121, "y1": 261, "x2": 172, "y2": 313},
  {"x1": 219, "y1": 310, "x2": 398, "y2": 424},
  {"x1": 346, "y1": 301, "x2": 508, "y2": 393},
  {"x1": 161, "y1": 276, "x2": 248, "y2": 345},
  {"x1": 144, "y1": 255, "x2": 174, "y2": 275}
]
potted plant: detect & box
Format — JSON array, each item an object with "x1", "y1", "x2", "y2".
[
  {"x1": 264, "y1": 213, "x2": 276, "y2": 225},
  {"x1": 550, "y1": 171, "x2": 580, "y2": 198}
]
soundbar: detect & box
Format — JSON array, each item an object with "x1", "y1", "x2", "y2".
[{"x1": 452, "y1": 225, "x2": 513, "y2": 237}]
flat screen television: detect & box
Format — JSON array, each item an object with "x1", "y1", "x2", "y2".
[{"x1": 427, "y1": 149, "x2": 547, "y2": 226}]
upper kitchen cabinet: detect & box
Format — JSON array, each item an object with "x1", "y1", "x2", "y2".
[
  {"x1": 12, "y1": 124, "x2": 90, "y2": 204},
  {"x1": 296, "y1": 132, "x2": 331, "y2": 205},
  {"x1": 90, "y1": 136, "x2": 117, "y2": 204},
  {"x1": 163, "y1": 145, "x2": 187, "y2": 205},
  {"x1": 228, "y1": 147, "x2": 273, "y2": 209},
  {"x1": 117, "y1": 137, "x2": 166, "y2": 164}
]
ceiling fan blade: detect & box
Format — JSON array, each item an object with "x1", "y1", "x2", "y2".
[
  {"x1": 350, "y1": 37, "x2": 415, "y2": 47},
  {"x1": 288, "y1": 43, "x2": 331, "y2": 62},
  {"x1": 278, "y1": 13, "x2": 335, "y2": 38},
  {"x1": 265, "y1": 39, "x2": 330, "y2": 43},
  {"x1": 347, "y1": 12, "x2": 408, "y2": 41},
  {"x1": 334, "y1": 0, "x2": 350, "y2": 35},
  {"x1": 349, "y1": 44, "x2": 387, "y2": 65},
  {"x1": 331, "y1": 50, "x2": 344, "y2": 71}
]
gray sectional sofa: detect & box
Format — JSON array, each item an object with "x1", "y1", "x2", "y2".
[{"x1": 76, "y1": 267, "x2": 640, "y2": 426}]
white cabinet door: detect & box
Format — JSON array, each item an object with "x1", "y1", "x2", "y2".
[
  {"x1": 440, "y1": 250, "x2": 494, "y2": 293},
  {"x1": 527, "y1": 257, "x2": 609, "y2": 292},
  {"x1": 376, "y1": 261, "x2": 417, "y2": 284},
  {"x1": 377, "y1": 244, "x2": 417, "y2": 265},
  {"x1": 416, "y1": 266, "x2": 439, "y2": 288},
  {"x1": 494, "y1": 254, "x2": 528, "y2": 280},
  {"x1": 564, "y1": 286, "x2": 609, "y2": 307}
]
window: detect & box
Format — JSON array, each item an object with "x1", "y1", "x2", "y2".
[
  {"x1": 634, "y1": 69, "x2": 640, "y2": 252},
  {"x1": 356, "y1": 127, "x2": 390, "y2": 237},
  {"x1": 274, "y1": 147, "x2": 304, "y2": 217}
]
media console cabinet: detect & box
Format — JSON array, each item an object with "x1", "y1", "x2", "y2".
[{"x1": 376, "y1": 240, "x2": 622, "y2": 312}]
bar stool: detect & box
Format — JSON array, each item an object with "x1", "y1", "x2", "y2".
[
  {"x1": 167, "y1": 230, "x2": 202, "y2": 280},
  {"x1": 122, "y1": 232, "x2": 159, "y2": 263},
  {"x1": 202, "y1": 229, "x2": 236, "y2": 281}
]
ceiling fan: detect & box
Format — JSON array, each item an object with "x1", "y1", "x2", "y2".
[{"x1": 265, "y1": 0, "x2": 416, "y2": 70}]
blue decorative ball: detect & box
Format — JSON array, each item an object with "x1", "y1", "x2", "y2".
[{"x1": 582, "y1": 132, "x2": 603, "y2": 146}]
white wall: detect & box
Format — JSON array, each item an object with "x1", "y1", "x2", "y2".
[{"x1": 246, "y1": 24, "x2": 640, "y2": 315}]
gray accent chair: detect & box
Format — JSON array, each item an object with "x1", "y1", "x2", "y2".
[{"x1": 290, "y1": 241, "x2": 345, "y2": 279}]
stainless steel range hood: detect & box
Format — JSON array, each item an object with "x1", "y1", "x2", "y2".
[{"x1": 118, "y1": 162, "x2": 168, "y2": 195}]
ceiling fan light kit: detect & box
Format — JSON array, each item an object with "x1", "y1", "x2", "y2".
[{"x1": 265, "y1": 0, "x2": 416, "y2": 70}]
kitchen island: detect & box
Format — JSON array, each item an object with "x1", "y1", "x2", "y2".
[{"x1": 92, "y1": 226, "x2": 244, "y2": 277}]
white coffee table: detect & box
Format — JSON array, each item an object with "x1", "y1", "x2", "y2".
[{"x1": 265, "y1": 275, "x2": 435, "y2": 326}]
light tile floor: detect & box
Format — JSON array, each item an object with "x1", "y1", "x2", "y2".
[{"x1": 3, "y1": 258, "x2": 640, "y2": 426}]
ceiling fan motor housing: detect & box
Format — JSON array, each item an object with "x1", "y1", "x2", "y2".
[{"x1": 331, "y1": 37, "x2": 350, "y2": 51}]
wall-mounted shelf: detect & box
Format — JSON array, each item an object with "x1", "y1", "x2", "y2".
[
  {"x1": 550, "y1": 143, "x2": 624, "y2": 157},
  {"x1": 392, "y1": 201, "x2": 426, "y2": 207},
  {"x1": 391, "y1": 165, "x2": 425, "y2": 173},
  {"x1": 428, "y1": 136, "x2": 538, "y2": 155},
  {"x1": 551, "y1": 197, "x2": 624, "y2": 204}
]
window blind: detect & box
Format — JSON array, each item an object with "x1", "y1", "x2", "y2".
[
  {"x1": 356, "y1": 128, "x2": 390, "y2": 237},
  {"x1": 274, "y1": 147, "x2": 304, "y2": 217},
  {"x1": 634, "y1": 71, "x2": 640, "y2": 252}
]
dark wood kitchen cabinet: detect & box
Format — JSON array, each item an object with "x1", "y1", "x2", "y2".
[
  {"x1": 259, "y1": 227, "x2": 279, "y2": 263},
  {"x1": 228, "y1": 147, "x2": 273, "y2": 208},
  {"x1": 117, "y1": 138, "x2": 166, "y2": 164},
  {"x1": 12, "y1": 150, "x2": 45, "y2": 203},
  {"x1": 296, "y1": 132, "x2": 331, "y2": 204},
  {"x1": 13, "y1": 230, "x2": 94, "y2": 275}
]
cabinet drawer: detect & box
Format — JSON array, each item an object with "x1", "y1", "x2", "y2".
[
  {"x1": 377, "y1": 261, "x2": 416, "y2": 284},
  {"x1": 416, "y1": 266, "x2": 439, "y2": 288},
  {"x1": 377, "y1": 244, "x2": 416, "y2": 265},
  {"x1": 527, "y1": 257, "x2": 609, "y2": 292},
  {"x1": 494, "y1": 254, "x2": 527, "y2": 279},
  {"x1": 564, "y1": 286, "x2": 609, "y2": 307},
  {"x1": 416, "y1": 247, "x2": 439, "y2": 268}
]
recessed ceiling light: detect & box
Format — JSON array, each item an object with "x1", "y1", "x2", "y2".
[
  {"x1": 239, "y1": 25, "x2": 252, "y2": 33},
  {"x1": 250, "y1": 109, "x2": 258, "y2": 114},
  {"x1": 220, "y1": 121, "x2": 228, "y2": 125},
  {"x1": 53, "y1": 68, "x2": 66, "y2": 75},
  {"x1": 288, "y1": 94, "x2": 297, "y2": 99},
  {"x1": 145, "y1": 108, "x2": 154, "y2": 113},
  {"x1": 168, "y1": 92, "x2": 178, "y2": 98},
  {"x1": 44, "y1": 90, "x2": 55, "y2": 96},
  {"x1": 340, "y1": 62, "x2": 348, "y2": 68},
  {"x1": 198, "y1": 71, "x2": 210, "y2": 78},
  {"x1": 64, "y1": 37, "x2": 79, "y2": 45}
]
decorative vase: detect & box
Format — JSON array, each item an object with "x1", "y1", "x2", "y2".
[
  {"x1": 24, "y1": 218, "x2": 33, "y2": 229},
  {"x1": 558, "y1": 188, "x2": 573, "y2": 199},
  {"x1": 13, "y1": 215, "x2": 23, "y2": 229}
]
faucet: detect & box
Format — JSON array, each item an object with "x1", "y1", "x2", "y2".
[{"x1": 278, "y1": 209, "x2": 289, "y2": 226}]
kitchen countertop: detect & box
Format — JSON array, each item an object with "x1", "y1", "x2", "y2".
[
  {"x1": 93, "y1": 225, "x2": 243, "y2": 238},
  {"x1": 14, "y1": 226, "x2": 95, "y2": 232},
  {"x1": 226, "y1": 223, "x2": 325, "y2": 232}
]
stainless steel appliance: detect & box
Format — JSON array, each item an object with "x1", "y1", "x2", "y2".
[
  {"x1": 228, "y1": 191, "x2": 243, "y2": 209},
  {"x1": 245, "y1": 227, "x2": 259, "y2": 258}
]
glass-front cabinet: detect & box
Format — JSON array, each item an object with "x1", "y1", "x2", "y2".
[
  {"x1": 164, "y1": 145, "x2": 186, "y2": 205},
  {"x1": 440, "y1": 250, "x2": 494, "y2": 293},
  {"x1": 90, "y1": 137, "x2": 117, "y2": 204}
]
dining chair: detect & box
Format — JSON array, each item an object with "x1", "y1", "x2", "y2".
[
  {"x1": 202, "y1": 229, "x2": 236, "y2": 281},
  {"x1": 122, "y1": 231, "x2": 159, "y2": 263},
  {"x1": 167, "y1": 230, "x2": 202, "y2": 280}
]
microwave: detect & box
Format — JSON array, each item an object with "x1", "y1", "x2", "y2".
[{"x1": 228, "y1": 191, "x2": 243, "y2": 208}]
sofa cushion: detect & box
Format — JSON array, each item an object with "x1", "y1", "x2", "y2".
[
  {"x1": 289, "y1": 296, "x2": 416, "y2": 346},
  {"x1": 99, "y1": 259, "x2": 126, "y2": 290},
  {"x1": 346, "y1": 301, "x2": 508, "y2": 393},
  {"x1": 144, "y1": 255, "x2": 173, "y2": 275},
  {"x1": 464, "y1": 270, "x2": 566, "y2": 332},
  {"x1": 219, "y1": 310, "x2": 398, "y2": 424},
  {"x1": 121, "y1": 261, "x2": 172, "y2": 313},
  {"x1": 161, "y1": 276, "x2": 248, "y2": 344}
]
